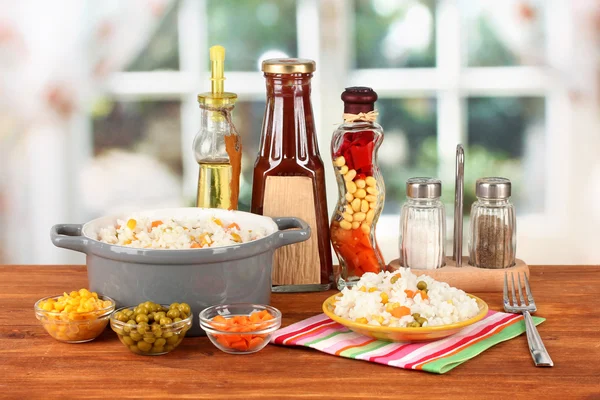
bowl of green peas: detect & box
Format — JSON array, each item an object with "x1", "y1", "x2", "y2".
[{"x1": 110, "y1": 301, "x2": 192, "y2": 355}]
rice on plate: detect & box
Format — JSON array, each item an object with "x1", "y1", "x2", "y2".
[
  {"x1": 97, "y1": 215, "x2": 266, "y2": 249},
  {"x1": 334, "y1": 268, "x2": 480, "y2": 328}
]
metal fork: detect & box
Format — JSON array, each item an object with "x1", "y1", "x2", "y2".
[{"x1": 503, "y1": 271, "x2": 554, "y2": 367}]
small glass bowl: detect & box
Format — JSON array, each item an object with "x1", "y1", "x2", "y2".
[
  {"x1": 199, "y1": 304, "x2": 282, "y2": 355},
  {"x1": 34, "y1": 295, "x2": 116, "y2": 343},
  {"x1": 110, "y1": 305, "x2": 192, "y2": 356}
]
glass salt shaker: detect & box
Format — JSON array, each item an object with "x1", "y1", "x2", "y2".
[
  {"x1": 468, "y1": 177, "x2": 516, "y2": 269},
  {"x1": 399, "y1": 178, "x2": 446, "y2": 270}
]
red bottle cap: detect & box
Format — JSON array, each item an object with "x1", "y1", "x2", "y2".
[{"x1": 342, "y1": 87, "x2": 378, "y2": 114}]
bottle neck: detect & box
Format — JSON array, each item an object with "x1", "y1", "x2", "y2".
[
  {"x1": 476, "y1": 197, "x2": 511, "y2": 206},
  {"x1": 194, "y1": 104, "x2": 236, "y2": 163},
  {"x1": 198, "y1": 104, "x2": 235, "y2": 128},
  {"x1": 259, "y1": 73, "x2": 318, "y2": 160},
  {"x1": 406, "y1": 197, "x2": 441, "y2": 207},
  {"x1": 340, "y1": 121, "x2": 377, "y2": 129},
  {"x1": 343, "y1": 103, "x2": 374, "y2": 114}
]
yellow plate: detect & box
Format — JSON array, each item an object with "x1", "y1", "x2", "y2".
[{"x1": 322, "y1": 293, "x2": 489, "y2": 342}]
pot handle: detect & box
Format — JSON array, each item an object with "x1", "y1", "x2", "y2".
[
  {"x1": 50, "y1": 224, "x2": 88, "y2": 254},
  {"x1": 273, "y1": 217, "x2": 311, "y2": 248}
]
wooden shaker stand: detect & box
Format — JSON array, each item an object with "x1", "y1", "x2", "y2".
[
  {"x1": 389, "y1": 144, "x2": 529, "y2": 293},
  {"x1": 388, "y1": 257, "x2": 530, "y2": 293}
]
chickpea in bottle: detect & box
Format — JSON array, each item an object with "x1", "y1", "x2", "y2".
[{"x1": 330, "y1": 87, "x2": 386, "y2": 289}]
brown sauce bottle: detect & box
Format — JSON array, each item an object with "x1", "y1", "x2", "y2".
[{"x1": 251, "y1": 58, "x2": 333, "y2": 292}]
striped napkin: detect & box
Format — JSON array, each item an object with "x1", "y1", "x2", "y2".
[{"x1": 271, "y1": 311, "x2": 544, "y2": 374}]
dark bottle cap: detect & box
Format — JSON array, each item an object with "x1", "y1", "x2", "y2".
[{"x1": 341, "y1": 87, "x2": 378, "y2": 114}]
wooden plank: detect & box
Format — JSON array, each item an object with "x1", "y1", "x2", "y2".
[
  {"x1": 0, "y1": 265, "x2": 599, "y2": 399},
  {"x1": 263, "y1": 176, "x2": 321, "y2": 285}
]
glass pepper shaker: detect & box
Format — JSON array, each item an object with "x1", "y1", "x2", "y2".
[
  {"x1": 468, "y1": 177, "x2": 516, "y2": 269},
  {"x1": 330, "y1": 87, "x2": 386, "y2": 289},
  {"x1": 399, "y1": 178, "x2": 446, "y2": 270}
]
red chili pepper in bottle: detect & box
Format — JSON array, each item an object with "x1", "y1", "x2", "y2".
[{"x1": 330, "y1": 87, "x2": 386, "y2": 289}]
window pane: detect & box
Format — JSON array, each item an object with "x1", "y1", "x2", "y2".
[
  {"x1": 231, "y1": 101, "x2": 266, "y2": 211},
  {"x1": 88, "y1": 100, "x2": 183, "y2": 213},
  {"x1": 126, "y1": 3, "x2": 180, "y2": 71},
  {"x1": 207, "y1": 0, "x2": 298, "y2": 71},
  {"x1": 467, "y1": 97, "x2": 545, "y2": 213},
  {"x1": 354, "y1": 0, "x2": 436, "y2": 69},
  {"x1": 377, "y1": 98, "x2": 438, "y2": 214},
  {"x1": 463, "y1": 0, "x2": 546, "y2": 67}
]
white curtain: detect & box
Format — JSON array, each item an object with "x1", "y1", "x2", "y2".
[{"x1": 0, "y1": 0, "x2": 174, "y2": 263}]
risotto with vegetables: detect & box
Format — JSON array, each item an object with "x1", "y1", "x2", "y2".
[
  {"x1": 97, "y1": 216, "x2": 266, "y2": 249},
  {"x1": 333, "y1": 268, "x2": 480, "y2": 328}
]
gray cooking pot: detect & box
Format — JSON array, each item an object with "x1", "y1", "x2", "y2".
[{"x1": 50, "y1": 208, "x2": 310, "y2": 336}]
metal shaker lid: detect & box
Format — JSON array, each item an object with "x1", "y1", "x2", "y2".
[
  {"x1": 475, "y1": 177, "x2": 512, "y2": 199},
  {"x1": 406, "y1": 177, "x2": 442, "y2": 199}
]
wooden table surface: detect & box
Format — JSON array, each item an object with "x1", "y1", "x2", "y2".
[{"x1": 1, "y1": 265, "x2": 599, "y2": 399}]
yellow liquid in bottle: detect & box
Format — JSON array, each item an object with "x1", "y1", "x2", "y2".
[{"x1": 196, "y1": 161, "x2": 233, "y2": 209}]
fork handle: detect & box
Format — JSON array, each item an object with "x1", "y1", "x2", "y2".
[{"x1": 523, "y1": 311, "x2": 554, "y2": 367}]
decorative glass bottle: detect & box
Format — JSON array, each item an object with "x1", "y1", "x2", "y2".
[
  {"x1": 193, "y1": 45, "x2": 241, "y2": 210},
  {"x1": 469, "y1": 177, "x2": 516, "y2": 269},
  {"x1": 251, "y1": 58, "x2": 333, "y2": 292},
  {"x1": 399, "y1": 178, "x2": 446, "y2": 270},
  {"x1": 330, "y1": 87, "x2": 386, "y2": 289}
]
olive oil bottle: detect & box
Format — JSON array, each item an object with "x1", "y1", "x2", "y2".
[
  {"x1": 193, "y1": 45, "x2": 241, "y2": 210},
  {"x1": 197, "y1": 161, "x2": 234, "y2": 209}
]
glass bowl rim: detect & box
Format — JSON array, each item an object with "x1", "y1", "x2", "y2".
[
  {"x1": 199, "y1": 303, "x2": 282, "y2": 332},
  {"x1": 201, "y1": 323, "x2": 281, "y2": 337},
  {"x1": 110, "y1": 304, "x2": 193, "y2": 330},
  {"x1": 34, "y1": 294, "x2": 116, "y2": 318}
]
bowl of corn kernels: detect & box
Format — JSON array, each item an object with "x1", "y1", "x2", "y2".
[{"x1": 34, "y1": 289, "x2": 115, "y2": 343}]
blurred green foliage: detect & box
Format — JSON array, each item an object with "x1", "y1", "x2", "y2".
[
  {"x1": 207, "y1": 0, "x2": 297, "y2": 71},
  {"x1": 354, "y1": 0, "x2": 436, "y2": 68},
  {"x1": 467, "y1": 17, "x2": 516, "y2": 67},
  {"x1": 377, "y1": 97, "x2": 543, "y2": 215},
  {"x1": 127, "y1": 2, "x2": 180, "y2": 71},
  {"x1": 109, "y1": 0, "x2": 546, "y2": 215},
  {"x1": 377, "y1": 98, "x2": 437, "y2": 214}
]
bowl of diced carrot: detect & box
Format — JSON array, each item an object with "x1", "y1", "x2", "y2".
[{"x1": 199, "y1": 304, "x2": 281, "y2": 354}]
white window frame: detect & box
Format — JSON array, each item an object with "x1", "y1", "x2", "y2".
[{"x1": 95, "y1": 0, "x2": 581, "y2": 264}]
